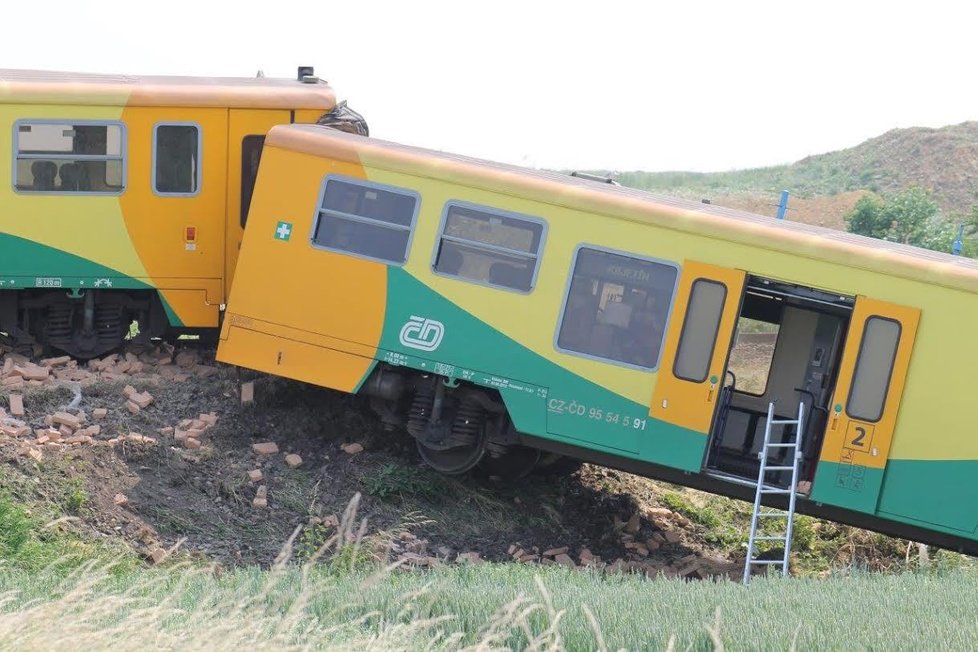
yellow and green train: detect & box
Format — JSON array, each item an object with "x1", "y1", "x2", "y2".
[
  {"x1": 217, "y1": 124, "x2": 978, "y2": 554},
  {"x1": 0, "y1": 67, "x2": 365, "y2": 357}
]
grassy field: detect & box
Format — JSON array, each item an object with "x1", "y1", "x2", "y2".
[
  {"x1": 4, "y1": 489, "x2": 978, "y2": 650},
  {"x1": 3, "y1": 559, "x2": 978, "y2": 650}
]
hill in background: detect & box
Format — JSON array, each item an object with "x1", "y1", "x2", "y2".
[{"x1": 599, "y1": 121, "x2": 978, "y2": 230}]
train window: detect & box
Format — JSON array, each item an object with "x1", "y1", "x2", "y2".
[
  {"x1": 555, "y1": 246, "x2": 678, "y2": 370},
  {"x1": 673, "y1": 279, "x2": 727, "y2": 382},
  {"x1": 847, "y1": 316, "x2": 901, "y2": 423},
  {"x1": 310, "y1": 176, "x2": 419, "y2": 265},
  {"x1": 240, "y1": 135, "x2": 265, "y2": 227},
  {"x1": 14, "y1": 121, "x2": 125, "y2": 194},
  {"x1": 153, "y1": 124, "x2": 200, "y2": 195},
  {"x1": 432, "y1": 203, "x2": 546, "y2": 293},
  {"x1": 727, "y1": 317, "x2": 780, "y2": 395}
]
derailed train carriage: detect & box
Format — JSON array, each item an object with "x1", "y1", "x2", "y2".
[
  {"x1": 217, "y1": 124, "x2": 978, "y2": 555},
  {"x1": 0, "y1": 68, "x2": 365, "y2": 358}
]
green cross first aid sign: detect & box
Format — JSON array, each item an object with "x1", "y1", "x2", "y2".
[{"x1": 274, "y1": 221, "x2": 293, "y2": 241}]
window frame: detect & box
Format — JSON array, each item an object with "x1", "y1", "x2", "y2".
[
  {"x1": 845, "y1": 315, "x2": 902, "y2": 423},
  {"x1": 430, "y1": 200, "x2": 548, "y2": 295},
  {"x1": 552, "y1": 243, "x2": 681, "y2": 372},
  {"x1": 672, "y1": 279, "x2": 729, "y2": 383},
  {"x1": 151, "y1": 121, "x2": 202, "y2": 197},
  {"x1": 12, "y1": 118, "x2": 127, "y2": 195},
  {"x1": 308, "y1": 174, "x2": 421, "y2": 266},
  {"x1": 728, "y1": 317, "x2": 782, "y2": 397}
]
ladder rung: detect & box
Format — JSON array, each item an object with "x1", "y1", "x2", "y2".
[
  {"x1": 748, "y1": 560, "x2": 786, "y2": 565},
  {"x1": 760, "y1": 489, "x2": 791, "y2": 494},
  {"x1": 752, "y1": 536, "x2": 787, "y2": 541},
  {"x1": 763, "y1": 466, "x2": 794, "y2": 471},
  {"x1": 765, "y1": 443, "x2": 796, "y2": 448},
  {"x1": 769, "y1": 419, "x2": 799, "y2": 425},
  {"x1": 757, "y1": 512, "x2": 787, "y2": 517}
]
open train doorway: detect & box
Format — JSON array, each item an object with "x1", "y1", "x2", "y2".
[{"x1": 705, "y1": 276, "x2": 854, "y2": 487}]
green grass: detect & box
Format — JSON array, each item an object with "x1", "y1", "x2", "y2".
[{"x1": 2, "y1": 560, "x2": 978, "y2": 649}]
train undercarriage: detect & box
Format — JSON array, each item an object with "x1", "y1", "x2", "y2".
[
  {"x1": 0, "y1": 289, "x2": 170, "y2": 360},
  {"x1": 361, "y1": 364, "x2": 578, "y2": 478}
]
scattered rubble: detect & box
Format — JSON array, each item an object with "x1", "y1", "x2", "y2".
[
  {"x1": 253, "y1": 442, "x2": 279, "y2": 455},
  {"x1": 0, "y1": 342, "x2": 756, "y2": 578},
  {"x1": 241, "y1": 381, "x2": 254, "y2": 404}
]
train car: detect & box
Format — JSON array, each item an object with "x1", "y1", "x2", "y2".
[
  {"x1": 217, "y1": 124, "x2": 978, "y2": 554},
  {"x1": 0, "y1": 67, "x2": 365, "y2": 358}
]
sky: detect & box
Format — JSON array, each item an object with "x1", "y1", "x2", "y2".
[{"x1": 5, "y1": 0, "x2": 978, "y2": 172}]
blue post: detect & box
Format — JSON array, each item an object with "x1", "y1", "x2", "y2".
[
  {"x1": 952, "y1": 224, "x2": 965, "y2": 255},
  {"x1": 776, "y1": 190, "x2": 789, "y2": 220}
]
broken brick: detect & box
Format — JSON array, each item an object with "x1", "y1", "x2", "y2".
[
  {"x1": 543, "y1": 546, "x2": 569, "y2": 557},
  {"x1": 51, "y1": 411, "x2": 81, "y2": 429},
  {"x1": 247, "y1": 469, "x2": 263, "y2": 483},
  {"x1": 40, "y1": 355, "x2": 71, "y2": 368},
  {"x1": 241, "y1": 381, "x2": 255, "y2": 404},
  {"x1": 284, "y1": 453, "x2": 303, "y2": 468},
  {"x1": 1, "y1": 376, "x2": 25, "y2": 390},
  {"x1": 12, "y1": 364, "x2": 49, "y2": 381},
  {"x1": 252, "y1": 442, "x2": 279, "y2": 455},
  {"x1": 183, "y1": 438, "x2": 201, "y2": 450},
  {"x1": 199, "y1": 412, "x2": 218, "y2": 427},
  {"x1": 130, "y1": 392, "x2": 154, "y2": 409},
  {"x1": 114, "y1": 493, "x2": 129, "y2": 506},
  {"x1": 126, "y1": 400, "x2": 140, "y2": 414},
  {"x1": 554, "y1": 553, "x2": 576, "y2": 568},
  {"x1": 341, "y1": 443, "x2": 363, "y2": 455},
  {"x1": 92, "y1": 408, "x2": 108, "y2": 420},
  {"x1": 8, "y1": 393, "x2": 24, "y2": 417}
]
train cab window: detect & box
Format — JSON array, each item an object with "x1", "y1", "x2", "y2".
[
  {"x1": 432, "y1": 203, "x2": 546, "y2": 292},
  {"x1": 556, "y1": 246, "x2": 678, "y2": 369},
  {"x1": 311, "y1": 176, "x2": 419, "y2": 265},
  {"x1": 153, "y1": 124, "x2": 200, "y2": 195},
  {"x1": 14, "y1": 121, "x2": 125, "y2": 193},
  {"x1": 847, "y1": 316, "x2": 901, "y2": 422},
  {"x1": 674, "y1": 279, "x2": 727, "y2": 382}
]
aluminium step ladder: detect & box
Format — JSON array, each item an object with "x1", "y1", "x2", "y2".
[{"x1": 743, "y1": 401, "x2": 805, "y2": 584}]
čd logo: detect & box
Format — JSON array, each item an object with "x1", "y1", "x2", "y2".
[{"x1": 399, "y1": 316, "x2": 445, "y2": 352}]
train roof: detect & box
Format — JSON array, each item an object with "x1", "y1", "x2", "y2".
[
  {"x1": 267, "y1": 123, "x2": 978, "y2": 296},
  {"x1": 0, "y1": 69, "x2": 336, "y2": 110}
]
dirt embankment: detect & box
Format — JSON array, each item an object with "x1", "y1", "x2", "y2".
[{"x1": 0, "y1": 343, "x2": 751, "y2": 579}]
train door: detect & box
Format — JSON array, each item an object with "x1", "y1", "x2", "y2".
[
  {"x1": 224, "y1": 109, "x2": 291, "y2": 294},
  {"x1": 120, "y1": 107, "x2": 228, "y2": 288},
  {"x1": 809, "y1": 298, "x2": 919, "y2": 513},
  {"x1": 648, "y1": 261, "x2": 745, "y2": 471},
  {"x1": 702, "y1": 277, "x2": 853, "y2": 485}
]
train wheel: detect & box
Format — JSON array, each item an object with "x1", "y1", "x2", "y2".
[
  {"x1": 479, "y1": 445, "x2": 541, "y2": 480},
  {"x1": 416, "y1": 426, "x2": 488, "y2": 475}
]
